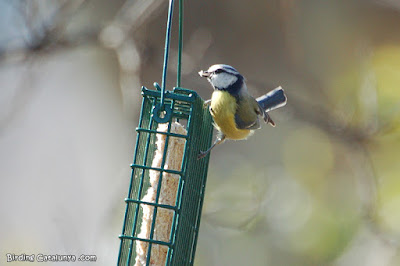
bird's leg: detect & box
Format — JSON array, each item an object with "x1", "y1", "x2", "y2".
[{"x1": 197, "y1": 134, "x2": 226, "y2": 159}]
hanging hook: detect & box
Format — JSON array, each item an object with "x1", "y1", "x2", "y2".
[
  {"x1": 152, "y1": 0, "x2": 184, "y2": 123},
  {"x1": 152, "y1": 82, "x2": 172, "y2": 123},
  {"x1": 176, "y1": 0, "x2": 184, "y2": 88},
  {"x1": 152, "y1": 0, "x2": 175, "y2": 123},
  {"x1": 160, "y1": 0, "x2": 175, "y2": 106}
]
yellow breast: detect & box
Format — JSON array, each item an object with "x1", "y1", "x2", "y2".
[{"x1": 210, "y1": 91, "x2": 251, "y2": 140}]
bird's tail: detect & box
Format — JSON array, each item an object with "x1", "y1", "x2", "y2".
[{"x1": 256, "y1": 86, "x2": 287, "y2": 112}]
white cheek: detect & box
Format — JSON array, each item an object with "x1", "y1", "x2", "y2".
[{"x1": 210, "y1": 73, "x2": 237, "y2": 88}]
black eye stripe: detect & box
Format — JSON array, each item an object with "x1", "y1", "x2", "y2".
[{"x1": 214, "y1": 69, "x2": 224, "y2": 74}]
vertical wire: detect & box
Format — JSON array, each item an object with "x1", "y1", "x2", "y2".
[
  {"x1": 190, "y1": 102, "x2": 214, "y2": 264},
  {"x1": 176, "y1": 0, "x2": 183, "y2": 88},
  {"x1": 145, "y1": 119, "x2": 173, "y2": 264},
  {"x1": 166, "y1": 102, "x2": 189, "y2": 263},
  {"x1": 127, "y1": 97, "x2": 157, "y2": 264},
  {"x1": 161, "y1": 0, "x2": 175, "y2": 107},
  {"x1": 169, "y1": 98, "x2": 193, "y2": 265},
  {"x1": 118, "y1": 93, "x2": 147, "y2": 265}
]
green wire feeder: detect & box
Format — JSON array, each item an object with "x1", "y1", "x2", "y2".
[{"x1": 117, "y1": 1, "x2": 214, "y2": 265}]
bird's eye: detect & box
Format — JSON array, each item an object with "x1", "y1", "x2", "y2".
[{"x1": 214, "y1": 69, "x2": 223, "y2": 74}]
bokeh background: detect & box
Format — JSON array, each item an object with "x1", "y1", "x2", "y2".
[{"x1": 1, "y1": 0, "x2": 400, "y2": 265}]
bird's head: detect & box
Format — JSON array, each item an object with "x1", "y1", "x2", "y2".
[{"x1": 199, "y1": 64, "x2": 244, "y2": 94}]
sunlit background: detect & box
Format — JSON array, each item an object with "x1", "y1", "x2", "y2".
[{"x1": 1, "y1": 0, "x2": 400, "y2": 265}]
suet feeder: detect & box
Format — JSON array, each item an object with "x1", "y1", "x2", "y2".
[{"x1": 117, "y1": 1, "x2": 214, "y2": 265}]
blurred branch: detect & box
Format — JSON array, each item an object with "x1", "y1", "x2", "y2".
[
  {"x1": 0, "y1": 0, "x2": 168, "y2": 127},
  {"x1": 23, "y1": 0, "x2": 87, "y2": 50},
  {"x1": 101, "y1": 0, "x2": 166, "y2": 46},
  {"x1": 0, "y1": 0, "x2": 167, "y2": 61},
  {"x1": 0, "y1": 0, "x2": 89, "y2": 63},
  {"x1": 0, "y1": 0, "x2": 97, "y2": 135}
]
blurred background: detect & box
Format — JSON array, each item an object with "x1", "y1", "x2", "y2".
[{"x1": 1, "y1": 0, "x2": 400, "y2": 265}]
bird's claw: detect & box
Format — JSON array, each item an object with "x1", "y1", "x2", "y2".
[
  {"x1": 203, "y1": 99, "x2": 211, "y2": 108},
  {"x1": 197, "y1": 151, "x2": 208, "y2": 160}
]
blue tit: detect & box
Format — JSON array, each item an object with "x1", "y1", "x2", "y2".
[{"x1": 197, "y1": 64, "x2": 287, "y2": 159}]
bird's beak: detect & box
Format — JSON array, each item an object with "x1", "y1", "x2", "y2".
[{"x1": 198, "y1": 70, "x2": 211, "y2": 78}]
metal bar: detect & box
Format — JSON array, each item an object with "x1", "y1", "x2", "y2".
[
  {"x1": 189, "y1": 100, "x2": 214, "y2": 264},
  {"x1": 119, "y1": 236, "x2": 172, "y2": 247},
  {"x1": 143, "y1": 87, "x2": 196, "y2": 103},
  {"x1": 176, "y1": 0, "x2": 183, "y2": 87},
  {"x1": 130, "y1": 164, "x2": 182, "y2": 176},
  {"x1": 118, "y1": 95, "x2": 147, "y2": 265},
  {"x1": 160, "y1": 0, "x2": 175, "y2": 107},
  {"x1": 146, "y1": 103, "x2": 174, "y2": 264},
  {"x1": 135, "y1": 128, "x2": 188, "y2": 139},
  {"x1": 181, "y1": 101, "x2": 197, "y2": 264},
  {"x1": 125, "y1": 198, "x2": 178, "y2": 211},
  {"x1": 127, "y1": 98, "x2": 157, "y2": 265},
  {"x1": 167, "y1": 92, "x2": 193, "y2": 265}
]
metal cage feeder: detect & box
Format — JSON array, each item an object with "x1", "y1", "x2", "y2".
[{"x1": 118, "y1": 1, "x2": 214, "y2": 265}]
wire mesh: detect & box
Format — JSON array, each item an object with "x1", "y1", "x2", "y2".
[{"x1": 118, "y1": 86, "x2": 213, "y2": 265}]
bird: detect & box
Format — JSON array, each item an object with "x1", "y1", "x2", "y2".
[{"x1": 197, "y1": 64, "x2": 287, "y2": 159}]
